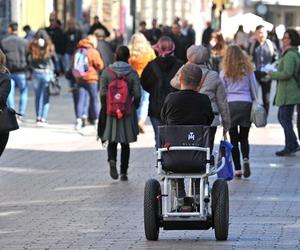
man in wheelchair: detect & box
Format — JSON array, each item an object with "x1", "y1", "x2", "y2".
[{"x1": 160, "y1": 63, "x2": 214, "y2": 211}]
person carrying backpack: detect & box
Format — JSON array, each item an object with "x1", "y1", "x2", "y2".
[
  {"x1": 72, "y1": 35, "x2": 104, "y2": 130},
  {"x1": 141, "y1": 36, "x2": 183, "y2": 148},
  {"x1": 99, "y1": 46, "x2": 141, "y2": 181}
]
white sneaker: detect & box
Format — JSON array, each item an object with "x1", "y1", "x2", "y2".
[
  {"x1": 75, "y1": 118, "x2": 82, "y2": 130},
  {"x1": 36, "y1": 119, "x2": 48, "y2": 127},
  {"x1": 93, "y1": 119, "x2": 98, "y2": 130}
]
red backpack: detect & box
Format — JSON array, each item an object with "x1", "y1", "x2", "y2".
[{"x1": 106, "y1": 68, "x2": 132, "y2": 119}]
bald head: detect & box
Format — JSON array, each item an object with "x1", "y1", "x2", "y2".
[{"x1": 180, "y1": 63, "x2": 203, "y2": 91}]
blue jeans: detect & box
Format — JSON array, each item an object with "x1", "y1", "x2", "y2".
[
  {"x1": 54, "y1": 53, "x2": 65, "y2": 74},
  {"x1": 69, "y1": 81, "x2": 88, "y2": 119},
  {"x1": 150, "y1": 116, "x2": 164, "y2": 149},
  {"x1": 278, "y1": 105, "x2": 299, "y2": 151},
  {"x1": 136, "y1": 89, "x2": 149, "y2": 123},
  {"x1": 64, "y1": 53, "x2": 72, "y2": 72},
  {"x1": 32, "y1": 71, "x2": 53, "y2": 120},
  {"x1": 76, "y1": 83, "x2": 99, "y2": 120},
  {"x1": 7, "y1": 72, "x2": 28, "y2": 116}
]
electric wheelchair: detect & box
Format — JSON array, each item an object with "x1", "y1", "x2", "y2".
[{"x1": 144, "y1": 125, "x2": 229, "y2": 241}]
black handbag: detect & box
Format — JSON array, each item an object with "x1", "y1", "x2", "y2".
[{"x1": 0, "y1": 106, "x2": 19, "y2": 133}]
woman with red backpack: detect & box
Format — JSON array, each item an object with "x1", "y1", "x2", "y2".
[{"x1": 99, "y1": 46, "x2": 141, "y2": 181}]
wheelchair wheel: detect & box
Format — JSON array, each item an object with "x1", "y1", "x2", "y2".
[
  {"x1": 144, "y1": 179, "x2": 161, "y2": 241},
  {"x1": 211, "y1": 179, "x2": 229, "y2": 241}
]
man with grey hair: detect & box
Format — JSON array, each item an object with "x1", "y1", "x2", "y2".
[{"x1": 161, "y1": 63, "x2": 214, "y2": 126}]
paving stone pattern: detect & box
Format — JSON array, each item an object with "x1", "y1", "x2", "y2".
[{"x1": 0, "y1": 79, "x2": 300, "y2": 249}]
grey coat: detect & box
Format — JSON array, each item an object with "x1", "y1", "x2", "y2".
[
  {"x1": 100, "y1": 62, "x2": 141, "y2": 143},
  {"x1": 170, "y1": 64, "x2": 231, "y2": 130}
]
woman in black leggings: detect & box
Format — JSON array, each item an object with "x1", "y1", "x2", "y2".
[
  {"x1": 0, "y1": 49, "x2": 12, "y2": 158},
  {"x1": 229, "y1": 126, "x2": 250, "y2": 176},
  {"x1": 220, "y1": 45, "x2": 258, "y2": 178}
]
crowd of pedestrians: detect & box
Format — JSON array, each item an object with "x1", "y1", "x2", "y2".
[{"x1": 1, "y1": 12, "x2": 300, "y2": 182}]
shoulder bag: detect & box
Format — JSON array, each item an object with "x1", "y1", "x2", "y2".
[
  {"x1": 0, "y1": 106, "x2": 20, "y2": 133},
  {"x1": 48, "y1": 76, "x2": 61, "y2": 96},
  {"x1": 248, "y1": 74, "x2": 267, "y2": 127}
]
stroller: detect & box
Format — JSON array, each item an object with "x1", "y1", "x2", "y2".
[{"x1": 143, "y1": 125, "x2": 229, "y2": 241}]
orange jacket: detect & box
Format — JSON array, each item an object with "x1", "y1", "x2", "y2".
[
  {"x1": 129, "y1": 49, "x2": 156, "y2": 77},
  {"x1": 75, "y1": 38, "x2": 104, "y2": 83}
]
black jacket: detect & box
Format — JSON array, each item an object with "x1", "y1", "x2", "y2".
[
  {"x1": 0, "y1": 74, "x2": 11, "y2": 108},
  {"x1": 161, "y1": 90, "x2": 214, "y2": 126},
  {"x1": 45, "y1": 26, "x2": 66, "y2": 55},
  {"x1": 141, "y1": 55, "x2": 183, "y2": 119},
  {"x1": 89, "y1": 22, "x2": 110, "y2": 37},
  {"x1": 0, "y1": 34, "x2": 28, "y2": 72},
  {"x1": 65, "y1": 29, "x2": 82, "y2": 55},
  {"x1": 169, "y1": 33, "x2": 188, "y2": 62}
]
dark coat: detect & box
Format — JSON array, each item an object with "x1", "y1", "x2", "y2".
[
  {"x1": 161, "y1": 90, "x2": 214, "y2": 126},
  {"x1": 65, "y1": 29, "x2": 82, "y2": 55},
  {"x1": 0, "y1": 74, "x2": 11, "y2": 108},
  {"x1": 140, "y1": 55, "x2": 183, "y2": 119},
  {"x1": 99, "y1": 62, "x2": 141, "y2": 143},
  {"x1": 45, "y1": 26, "x2": 66, "y2": 55},
  {"x1": 169, "y1": 33, "x2": 188, "y2": 62},
  {"x1": 89, "y1": 22, "x2": 110, "y2": 37}
]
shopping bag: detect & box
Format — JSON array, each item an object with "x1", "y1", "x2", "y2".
[
  {"x1": 217, "y1": 139, "x2": 233, "y2": 181},
  {"x1": 251, "y1": 101, "x2": 267, "y2": 127}
]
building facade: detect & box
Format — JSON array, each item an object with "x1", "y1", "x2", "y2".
[
  {"x1": 245, "y1": 0, "x2": 300, "y2": 29},
  {"x1": 9, "y1": 0, "x2": 53, "y2": 36}
]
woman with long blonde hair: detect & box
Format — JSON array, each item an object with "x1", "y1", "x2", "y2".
[
  {"x1": 220, "y1": 45, "x2": 258, "y2": 178},
  {"x1": 128, "y1": 33, "x2": 156, "y2": 133},
  {"x1": 0, "y1": 49, "x2": 12, "y2": 156}
]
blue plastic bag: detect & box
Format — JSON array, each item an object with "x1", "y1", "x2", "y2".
[{"x1": 217, "y1": 140, "x2": 234, "y2": 181}]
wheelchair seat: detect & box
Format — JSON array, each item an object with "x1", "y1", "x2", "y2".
[{"x1": 158, "y1": 125, "x2": 210, "y2": 174}]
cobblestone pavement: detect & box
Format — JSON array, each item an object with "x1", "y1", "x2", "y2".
[{"x1": 0, "y1": 79, "x2": 300, "y2": 249}]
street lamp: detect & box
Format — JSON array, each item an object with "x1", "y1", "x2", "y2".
[{"x1": 130, "y1": 0, "x2": 136, "y2": 33}]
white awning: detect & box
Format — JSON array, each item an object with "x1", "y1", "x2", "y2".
[
  {"x1": 222, "y1": 12, "x2": 273, "y2": 38},
  {"x1": 251, "y1": 0, "x2": 300, "y2": 7}
]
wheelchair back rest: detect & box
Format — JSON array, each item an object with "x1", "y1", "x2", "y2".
[{"x1": 158, "y1": 125, "x2": 210, "y2": 173}]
